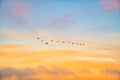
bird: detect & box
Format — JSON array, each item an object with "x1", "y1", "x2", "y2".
[
  {"x1": 76, "y1": 43, "x2": 78, "y2": 45},
  {"x1": 51, "y1": 40, "x2": 53, "y2": 42},
  {"x1": 82, "y1": 44, "x2": 85, "y2": 45},
  {"x1": 41, "y1": 40, "x2": 44, "y2": 42},
  {"x1": 68, "y1": 42, "x2": 70, "y2": 44},
  {"x1": 37, "y1": 37, "x2": 40, "y2": 39},
  {"x1": 45, "y1": 42, "x2": 48, "y2": 45},
  {"x1": 35, "y1": 37, "x2": 85, "y2": 46}
]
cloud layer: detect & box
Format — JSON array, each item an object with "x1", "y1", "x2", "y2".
[
  {"x1": 1, "y1": 66, "x2": 120, "y2": 80},
  {"x1": 0, "y1": 66, "x2": 74, "y2": 80}
]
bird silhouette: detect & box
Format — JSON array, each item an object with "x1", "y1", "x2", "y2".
[
  {"x1": 76, "y1": 43, "x2": 78, "y2": 45},
  {"x1": 37, "y1": 38, "x2": 40, "y2": 39},
  {"x1": 68, "y1": 42, "x2": 70, "y2": 44},
  {"x1": 41, "y1": 40, "x2": 44, "y2": 42},
  {"x1": 51, "y1": 40, "x2": 53, "y2": 42},
  {"x1": 36, "y1": 37, "x2": 85, "y2": 46},
  {"x1": 45, "y1": 42, "x2": 48, "y2": 45}
]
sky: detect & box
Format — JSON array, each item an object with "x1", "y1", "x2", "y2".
[{"x1": 0, "y1": 0, "x2": 120, "y2": 80}]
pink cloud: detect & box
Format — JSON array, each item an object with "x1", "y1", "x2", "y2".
[
  {"x1": 7, "y1": 0, "x2": 28, "y2": 24},
  {"x1": 100, "y1": 0, "x2": 120, "y2": 12},
  {"x1": 51, "y1": 13, "x2": 74, "y2": 27}
]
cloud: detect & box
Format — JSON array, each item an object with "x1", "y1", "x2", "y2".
[
  {"x1": 93, "y1": 44, "x2": 120, "y2": 52},
  {"x1": 104, "y1": 69, "x2": 120, "y2": 75},
  {"x1": 0, "y1": 67, "x2": 36, "y2": 80},
  {"x1": 0, "y1": 66, "x2": 74, "y2": 80},
  {"x1": 51, "y1": 13, "x2": 75, "y2": 28},
  {"x1": 2, "y1": 0, "x2": 29, "y2": 24},
  {"x1": 10, "y1": 0, "x2": 28, "y2": 24},
  {"x1": 70, "y1": 56, "x2": 116, "y2": 62},
  {"x1": 79, "y1": 69, "x2": 92, "y2": 74},
  {"x1": 36, "y1": 66, "x2": 74, "y2": 76},
  {"x1": 100, "y1": 0, "x2": 120, "y2": 12},
  {"x1": 43, "y1": 55, "x2": 116, "y2": 63},
  {"x1": 103, "y1": 69, "x2": 120, "y2": 80},
  {"x1": 0, "y1": 29, "x2": 33, "y2": 39}
]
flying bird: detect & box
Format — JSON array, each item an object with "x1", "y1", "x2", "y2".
[
  {"x1": 82, "y1": 44, "x2": 85, "y2": 45},
  {"x1": 35, "y1": 37, "x2": 85, "y2": 46},
  {"x1": 37, "y1": 37, "x2": 40, "y2": 39},
  {"x1": 76, "y1": 43, "x2": 78, "y2": 45},
  {"x1": 51, "y1": 40, "x2": 53, "y2": 42},
  {"x1": 45, "y1": 42, "x2": 48, "y2": 45},
  {"x1": 41, "y1": 40, "x2": 44, "y2": 42},
  {"x1": 68, "y1": 42, "x2": 70, "y2": 44}
]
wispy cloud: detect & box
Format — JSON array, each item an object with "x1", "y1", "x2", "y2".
[
  {"x1": 0, "y1": 44, "x2": 25, "y2": 49},
  {"x1": 8, "y1": 0, "x2": 28, "y2": 24},
  {"x1": 3, "y1": 0, "x2": 30, "y2": 24},
  {"x1": 0, "y1": 29, "x2": 33, "y2": 39},
  {"x1": 42, "y1": 55, "x2": 116, "y2": 63},
  {"x1": 92, "y1": 43, "x2": 120, "y2": 53},
  {"x1": 100, "y1": 0, "x2": 120, "y2": 12},
  {"x1": 79, "y1": 69, "x2": 92, "y2": 74},
  {"x1": 51, "y1": 13, "x2": 75, "y2": 28}
]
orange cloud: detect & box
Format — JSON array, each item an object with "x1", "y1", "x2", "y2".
[
  {"x1": 0, "y1": 66, "x2": 120, "y2": 80},
  {"x1": 0, "y1": 45, "x2": 119, "y2": 69},
  {"x1": 92, "y1": 43, "x2": 120, "y2": 52},
  {"x1": 0, "y1": 67, "x2": 36, "y2": 80},
  {"x1": 0, "y1": 44, "x2": 25, "y2": 49},
  {"x1": 0, "y1": 66, "x2": 75, "y2": 80},
  {"x1": 102, "y1": 68, "x2": 120, "y2": 80},
  {"x1": 0, "y1": 42, "x2": 120, "y2": 80}
]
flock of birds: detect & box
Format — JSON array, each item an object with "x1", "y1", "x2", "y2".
[{"x1": 37, "y1": 37, "x2": 85, "y2": 46}]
